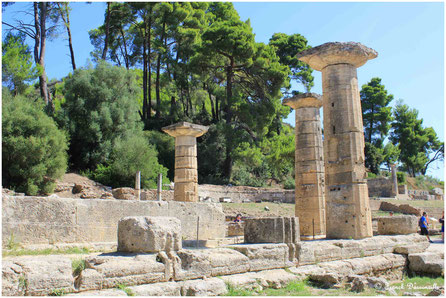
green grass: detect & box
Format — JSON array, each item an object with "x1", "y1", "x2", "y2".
[
  {"x1": 372, "y1": 210, "x2": 404, "y2": 217},
  {"x1": 3, "y1": 246, "x2": 91, "y2": 257},
  {"x1": 116, "y1": 284, "x2": 135, "y2": 296},
  {"x1": 48, "y1": 288, "x2": 67, "y2": 296},
  {"x1": 263, "y1": 280, "x2": 312, "y2": 296},
  {"x1": 71, "y1": 258, "x2": 86, "y2": 276},
  {"x1": 391, "y1": 276, "x2": 444, "y2": 296},
  {"x1": 224, "y1": 283, "x2": 256, "y2": 296}
]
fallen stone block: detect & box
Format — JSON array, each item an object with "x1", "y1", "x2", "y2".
[
  {"x1": 174, "y1": 248, "x2": 250, "y2": 280},
  {"x1": 112, "y1": 187, "x2": 136, "y2": 200},
  {"x1": 182, "y1": 278, "x2": 227, "y2": 296},
  {"x1": 117, "y1": 216, "x2": 181, "y2": 253},
  {"x1": 309, "y1": 272, "x2": 341, "y2": 288},
  {"x1": 408, "y1": 252, "x2": 444, "y2": 276},
  {"x1": 244, "y1": 217, "x2": 299, "y2": 244},
  {"x1": 393, "y1": 242, "x2": 429, "y2": 255},
  {"x1": 318, "y1": 260, "x2": 354, "y2": 277},
  {"x1": 228, "y1": 243, "x2": 289, "y2": 271},
  {"x1": 287, "y1": 265, "x2": 325, "y2": 278},
  {"x1": 377, "y1": 215, "x2": 418, "y2": 235},
  {"x1": 128, "y1": 281, "x2": 182, "y2": 296},
  {"x1": 2, "y1": 256, "x2": 75, "y2": 296},
  {"x1": 219, "y1": 272, "x2": 265, "y2": 291},
  {"x1": 82, "y1": 253, "x2": 167, "y2": 289},
  {"x1": 75, "y1": 269, "x2": 103, "y2": 292}
]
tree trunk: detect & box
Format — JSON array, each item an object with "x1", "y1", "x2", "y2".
[
  {"x1": 142, "y1": 24, "x2": 148, "y2": 123},
  {"x1": 223, "y1": 58, "x2": 235, "y2": 180},
  {"x1": 155, "y1": 19, "x2": 166, "y2": 119},
  {"x1": 147, "y1": 15, "x2": 152, "y2": 120},
  {"x1": 120, "y1": 28, "x2": 129, "y2": 69},
  {"x1": 37, "y1": 3, "x2": 50, "y2": 110},
  {"x1": 102, "y1": 2, "x2": 110, "y2": 60},
  {"x1": 66, "y1": 17, "x2": 76, "y2": 70}
]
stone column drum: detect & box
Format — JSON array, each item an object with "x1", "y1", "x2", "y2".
[
  {"x1": 162, "y1": 122, "x2": 209, "y2": 202},
  {"x1": 283, "y1": 93, "x2": 326, "y2": 240},
  {"x1": 297, "y1": 42, "x2": 377, "y2": 239},
  {"x1": 390, "y1": 164, "x2": 399, "y2": 197}
]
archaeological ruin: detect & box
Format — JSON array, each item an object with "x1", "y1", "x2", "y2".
[
  {"x1": 283, "y1": 93, "x2": 326, "y2": 240},
  {"x1": 2, "y1": 41, "x2": 444, "y2": 297},
  {"x1": 297, "y1": 42, "x2": 376, "y2": 239}
]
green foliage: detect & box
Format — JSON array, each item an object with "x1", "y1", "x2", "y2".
[
  {"x1": 3, "y1": 246, "x2": 90, "y2": 257},
  {"x1": 361, "y1": 77, "x2": 394, "y2": 145},
  {"x1": 364, "y1": 142, "x2": 384, "y2": 175},
  {"x1": 89, "y1": 134, "x2": 169, "y2": 189},
  {"x1": 144, "y1": 130, "x2": 175, "y2": 181},
  {"x1": 2, "y1": 32, "x2": 39, "y2": 95},
  {"x1": 397, "y1": 172, "x2": 407, "y2": 184},
  {"x1": 224, "y1": 283, "x2": 255, "y2": 296},
  {"x1": 283, "y1": 176, "x2": 295, "y2": 189},
  {"x1": 264, "y1": 279, "x2": 312, "y2": 296},
  {"x1": 269, "y1": 32, "x2": 313, "y2": 92},
  {"x1": 390, "y1": 101, "x2": 443, "y2": 176},
  {"x1": 49, "y1": 289, "x2": 67, "y2": 296},
  {"x1": 116, "y1": 284, "x2": 135, "y2": 296},
  {"x1": 2, "y1": 95, "x2": 68, "y2": 195},
  {"x1": 61, "y1": 61, "x2": 143, "y2": 171},
  {"x1": 382, "y1": 142, "x2": 400, "y2": 170},
  {"x1": 71, "y1": 259, "x2": 86, "y2": 277}
]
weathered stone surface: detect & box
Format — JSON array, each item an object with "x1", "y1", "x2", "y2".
[
  {"x1": 408, "y1": 252, "x2": 444, "y2": 276},
  {"x1": 228, "y1": 243, "x2": 289, "y2": 271},
  {"x1": 284, "y1": 93, "x2": 326, "y2": 240},
  {"x1": 380, "y1": 201, "x2": 421, "y2": 216},
  {"x1": 255, "y1": 269, "x2": 298, "y2": 289},
  {"x1": 3, "y1": 196, "x2": 225, "y2": 245},
  {"x1": 182, "y1": 278, "x2": 227, "y2": 296},
  {"x1": 82, "y1": 253, "x2": 167, "y2": 289},
  {"x1": 128, "y1": 282, "x2": 182, "y2": 296},
  {"x1": 227, "y1": 222, "x2": 244, "y2": 237},
  {"x1": 378, "y1": 215, "x2": 418, "y2": 235},
  {"x1": 393, "y1": 243, "x2": 430, "y2": 255},
  {"x1": 112, "y1": 188, "x2": 136, "y2": 200},
  {"x1": 309, "y1": 273, "x2": 341, "y2": 288},
  {"x1": 75, "y1": 269, "x2": 103, "y2": 292},
  {"x1": 298, "y1": 41, "x2": 375, "y2": 240},
  {"x1": 117, "y1": 216, "x2": 181, "y2": 253},
  {"x1": 244, "y1": 217, "x2": 299, "y2": 244},
  {"x1": 67, "y1": 289, "x2": 127, "y2": 296},
  {"x1": 351, "y1": 276, "x2": 367, "y2": 292},
  {"x1": 2, "y1": 256, "x2": 74, "y2": 296},
  {"x1": 174, "y1": 248, "x2": 250, "y2": 280}
]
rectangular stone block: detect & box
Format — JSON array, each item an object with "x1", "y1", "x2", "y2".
[
  {"x1": 175, "y1": 145, "x2": 196, "y2": 157},
  {"x1": 295, "y1": 120, "x2": 322, "y2": 135},
  {"x1": 174, "y1": 182, "x2": 198, "y2": 202},
  {"x1": 174, "y1": 168, "x2": 198, "y2": 183},
  {"x1": 175, "y1": 136, "x2": 196, "y2": 146},
  {"x1": 377, "y1": 215, "x2": 418, "y2": 235},
  {"x1": 296, "y1": 146, "x2": 324, "y2": 162},
  {"x1": 296, "y1": 183, "x2": 324, "y2": 198},
  {"x1": 295, "y1": 107, "x2": 321, "y2": 121},
  {"x1": 175, "y1": 156, "x2": 197, "y2": 169},
  {"x1": 296, "y1": 133, "x2": 323, "y2": 149},
  {"x1": 296, "y1": 160, "x2": 324, "y2": 173},
  {"x1": 228, "y1": 243, "x2": 289, "y2": 271},
  {"x1": 174, "y1": 248, "x2": 250, "y2": 280},
  {"x1": 117, "y1": 216, "x2": 182, "y2": 253},
  {"x1": 244, "y1": 217, "x2": 299, "y2": 244}
]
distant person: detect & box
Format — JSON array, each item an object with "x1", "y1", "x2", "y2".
[
  {"x1": 439, "y1": 211, "x2": 444, "y2": 243},
  {"x1": 389, "y1": 211, "x2": 394, "y2": 216},
  {"x1": 234, "y1": 214, "x2": 242, "y2": 223},
  {"x1": 419, "y1": 212, "x2": 434, "y2": 243}
]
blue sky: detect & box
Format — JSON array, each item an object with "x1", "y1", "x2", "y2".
[{"x1": 2, "y1": 2, "x2": 444, "y2": 179}]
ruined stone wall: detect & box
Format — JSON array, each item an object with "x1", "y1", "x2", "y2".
[
  {"x1": 367, "y1": 178, "x2": 394, "y2": 198},
  {"x1": 197, "y1": 184, "x2": 295, "y2": 203},
  {"x1": 2, "y1": 195, "x2": 225, "y2": 246}
]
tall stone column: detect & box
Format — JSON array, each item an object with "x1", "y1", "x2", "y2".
[
  {"x1": 390, "y1": 164, "x2": 398, "y2": 197},
  {"x1": 297, "y1": 42, "x2": 377, "y2": 239},
  {"x1": 162, "y1": 122, "x2": 208, "y2": 202},
  {"x1": 283, "y1": 93, "x2": 326, "y2": 240}
]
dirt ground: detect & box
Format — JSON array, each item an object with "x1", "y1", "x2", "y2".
[{"x1": 53, "y1": 173, "x2": 111, "y2": 199}]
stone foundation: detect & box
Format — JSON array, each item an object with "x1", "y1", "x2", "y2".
[{"x1": 2, "y1": 195, "x2": 225, "y2": 246}]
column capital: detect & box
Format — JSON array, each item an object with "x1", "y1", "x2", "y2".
[
  {"x1": 283, "y1": 93, "x2": 322, "y2": 109},
  {"x1": 297, "y1": 42, "x2": 377, "y2": 71},
  {"x1": 162, "y1": 122, "x2": 209, "y2": 138}
]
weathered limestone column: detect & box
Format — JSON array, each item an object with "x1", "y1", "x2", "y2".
[
  {"x1": 390, "y1": 164, "x2": 399, "y2": 197},
  {"x1": 162, "y1": 122, "x2": 208, "y2": 202},
  {"x1": 283, "y1": 93, "x2": 326, "y2": 240},
  {"x1": 297, "y1": 42, "x2": 377, "y2": 239}
]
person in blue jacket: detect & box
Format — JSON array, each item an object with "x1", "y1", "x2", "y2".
[
  {"x1": 439, "y1": 211, "x2": 444, "y2": 243},
  {"x1": 419, "y1": 212, "x2": 433, "y2": 243}
]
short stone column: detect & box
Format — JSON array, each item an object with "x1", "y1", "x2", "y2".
[
  {"x1": 297, "y1": 42, "x2": 377, "y2": 239},
  {"x1": 162, "y1": 122, "x2": 208, "y2": 202},
  {"x1": 390, "y1": 164, "x2": 399, "y2": 197},
  {"x1": 283, "y1": 93, "x2": 326, "y2": 240}
]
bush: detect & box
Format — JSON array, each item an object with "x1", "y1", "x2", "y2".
[
  {"x1": 397, "y1": 172, "x2": 407, "y2": 184},
  {"x1": 144, "y1": 130, "x2": 175, "y2": 181},
  {"x1": 89, "y1": 134, "x2": 169, "y2": 189},
  {"x1": 283, "y1": 176, "x2": 295, "y2": 189},
  {"x1": 2, "y1": 95, "x2": 68, "y2": 195},
  {"x1": 61, "y1": 61, "x2": 142, "y2": 171}
]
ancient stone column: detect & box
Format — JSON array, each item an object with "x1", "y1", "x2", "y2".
[
  {"x1": 283, "y1": 93, "x2": 326, "y2": 240},
  {"x1": 297, "y1": 42, "x2": 377, "y2": 239},
  {"x1": 390, "y1": 164, "x2": 398, "y2": 197},
  {"x1": 162, "y1": 122, "x2": 208, "y2": 202}
]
